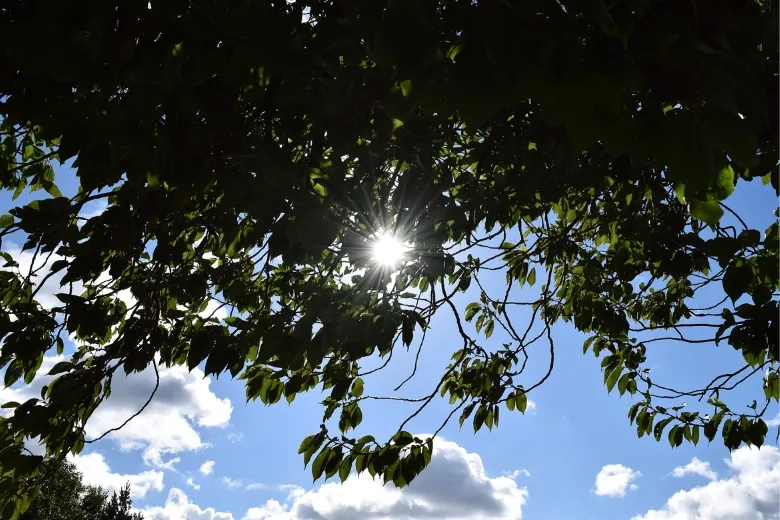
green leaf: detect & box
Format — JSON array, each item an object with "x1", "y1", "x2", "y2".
[
  {"x1": 298, "y1": 435, "x2": 315, "y2": 455},
  {"x1": 338, "y1": 456, "x2": 352, "y2": 482},
  {"x1": 402, "y1": 315, "x2": 414, "y2": 346},
  {"x1": 764, "y1": 373, "x2": 780, "y2": 402},
  {"x1": 393, "y1": 431, "x2": 414, "y2": 447},
  {"x1": 0, "y1": 214, "x2": 14, "y2": 228},
  {"x1": 484, "y1": 319, "x2": 494, "y2": 339},
  {"x1": 617, "y1": 372, "x2": 631, "y2": 396},
  {"x1": 323, "y1": 447, "x2": 343, "y2": 479},
  {"x1": 722, "y1": 419, "x2": 743, "y2": 450},
  {"x1": 627, "y1": 402, "x2": 642, "y2": 424},
  {"x1": 745, "y1": 419, "x2": 768, "y2": 448},
  {"x1": 527, "y1": 267, "x2": 536, "y2": 286},
  {"x1": 505, "y1": 392, "x2": 516, "y2": 411},
  {"x1": 400, "y1": 80, "x2": 412, "y2": 97},
  {"x1": 465, "y1": 302, "x2": 480, "y2": 322},
  {"x1": 668, "y1": 424, "x2": 684, "y2": 447},
  {"x1": 654, "y1": 417, "x2": 674, "y2": 441},
  {"x1": 582, "y1": 336, "x2": 596, "y2": 354},
  {"x1": 690, "y1": 199, "x2": 724, "y2": 227},
  {"x1": 41, "y1": 180, "x2": 62, "y2": 198},
  {"x1": 723, "y1": 258, "x2": 755, "y2": 303},
  {"x1": 47, "y1": 361, "x2": 73, "y2": 376},
  {"x1": 713, "y1": 165, "x2": 735, "y2": 200},
  {"x1": 515, "y1": 392, "x2": 528, "y2": 414},
  {"x1": 605, "y1": 366, "x2": 622, "y2": 394},
  {"x1": 311, "y1": 447, "x2": 330, "y2": 481},
  {"x1": 737, "y1": 229, "x2": 761, "y2": 248},
  {"x1": 473, "y1": 404, "x2": 488, "y2": 432},
  {"x1": 147, "y1": 171, "x2": 160, "y2": 188},
  {"x1": 704, "y1": 419, "x2": 719, "y2": 442},
  {"x1": 351, "y1": 378, "x2": 364, "y2": 398}
]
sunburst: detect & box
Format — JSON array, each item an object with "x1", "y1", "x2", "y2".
[{"x1": 372, "y1": 232, "x2": 409, "y2": 268}]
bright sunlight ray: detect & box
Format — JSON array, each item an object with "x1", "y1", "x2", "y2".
[{"x1": 372, "y1": 233, "x2": 408, "y2": 267}]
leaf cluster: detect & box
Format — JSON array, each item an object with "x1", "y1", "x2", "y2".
[{"x1": 0, "y1": 0, "x2": 777, "y2": 517}]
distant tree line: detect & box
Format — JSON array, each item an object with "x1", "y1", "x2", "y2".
[{"x1": 20, "y1": 459, "x2": 143, "y2": 520}]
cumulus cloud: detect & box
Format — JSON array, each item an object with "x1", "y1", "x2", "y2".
[
  {"x1": 242, "y1": 437, "x2": 527, "y2": 520},
  {"x1": 594, "y1": 464, "x2": 641, "y2": 497},
  {"x1": 634, "y1": 446, "x2": 780, "y2": 520},
  {"x1": 222, "y1": 477, "x2": 245, "y2": 489},
  {"x1": 1, "y1": 356, "x2": 232, "y2": 468},
  {"x1": 90, "y1": 363, "x2": 231, "y2": 466},
  {"x1": 670, "y1": 457, "x2": 718, "y2": 481},
  {"x1": 71, "y1": 452, "x2": 164, "y2": 498},
  {"x1": 200, "y1": 460, "x2": 216, "y2": 476},
  {"x1": 186, "y1": 478, "x2": 200, "y2": 491},
  {"x1": 138, "y1": 488, "x2": 234, "y2": 520}
]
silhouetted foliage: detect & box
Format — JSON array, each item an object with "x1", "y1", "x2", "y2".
[{"x1": 0, "y1": 0, "x2": 777, "y2": 517}]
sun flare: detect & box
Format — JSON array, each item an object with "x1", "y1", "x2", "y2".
[{"x1": 372, "y1": 233, "x2": 408, "y2": 267}]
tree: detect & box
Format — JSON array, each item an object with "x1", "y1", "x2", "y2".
[
  {"x1": 19, "y1": 459, "x2": 143, "y2": 520},
  {"x1": 0, "y1": 0, "x2": 777, "y2": 517},
  {"x1": 101, "y1": 486, "x2": 145, "y2": 520},
  {"x1": 19, "y1": 459, "x2": 83, "y2": 520}
]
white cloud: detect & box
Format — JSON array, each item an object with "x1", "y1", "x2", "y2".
[
  {"x1": 275, "y1": 484, "x2": 301, "y2": 494},
  {"x1": 200, "y1": 460, "x2": 216, "y2": 476},
  {"x1": 633, "y1": 446, "x2": 780, "y2": 520},
  {"x1": 71, "y1": 452, "x2": 164, "y2": 498},
  {"x1": 594, "y1": 464, "x2": 641, "y2": 497},
  {"x1": 0, "y1": 355, "x2": 66, "y2": 416},
  {"x1": 0, "y1": 244, "x2": 231, "y2": 469},
  {"x1": 0, "y1": 242, "x2": 226, "y2": 330},
  {"x1": 671, "y1": 457, "x2": 718, "y2": 481},
  {"x1": 0, "y1": 246, "x2": 78, "y2": 310},
  {"x1": 0, "y1": 244, "x2": 133, "y2": 312},
  {"x1": 246, "y1": 483, "x2": 269, "y2": 491},
  {"x1": 222, "y1": 477, "x2": 244, "y2": 489},
  {"x1": 138, "y1": 488, "x2": 234, "y2": 520},
  {"x1": 505, "y1": 469, "x2": 531, "y2": 479},
  {"x1": 186, "y1": 478, "x2": 200, "y2": 491},
  {"x1": 242, "y1": 437, "x2": 527, "y2": 520},
  {"x1": 156, "y1": 457, "x2": 181, "y2": 471},
  {"x1": 228, "y1": 432, "x2": 244, "y2": 443},
  {"x1": 80, "y1": 199, "x2": 109, "y2": 220},
  {"x1": 1, "y1": 356, "x2": 232, "y2": 468},
  {"x1": 82, "y1": 362, "x2": 231, "y2": 466},
  {"x1": 198, "y1": 299, "x2": 229, "y2": 321},
  {"x1": 766, "y1": 413, "x2": 780, "y2": 427}
]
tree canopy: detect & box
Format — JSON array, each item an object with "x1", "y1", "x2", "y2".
[
  {"x1": 19, "y1": 458, "x2": 143, "y2": 520},
  {"x1": 0, "y1": 0, "x2": 778, "y2": 517}
]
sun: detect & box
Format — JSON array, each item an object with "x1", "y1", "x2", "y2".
[{"x1": 372, "y1": 232, "x2": 408, "y2": 267}]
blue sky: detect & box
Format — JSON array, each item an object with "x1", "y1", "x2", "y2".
[{"x1": 1, "y1": 164, "x2": 778, "y2": 520}]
